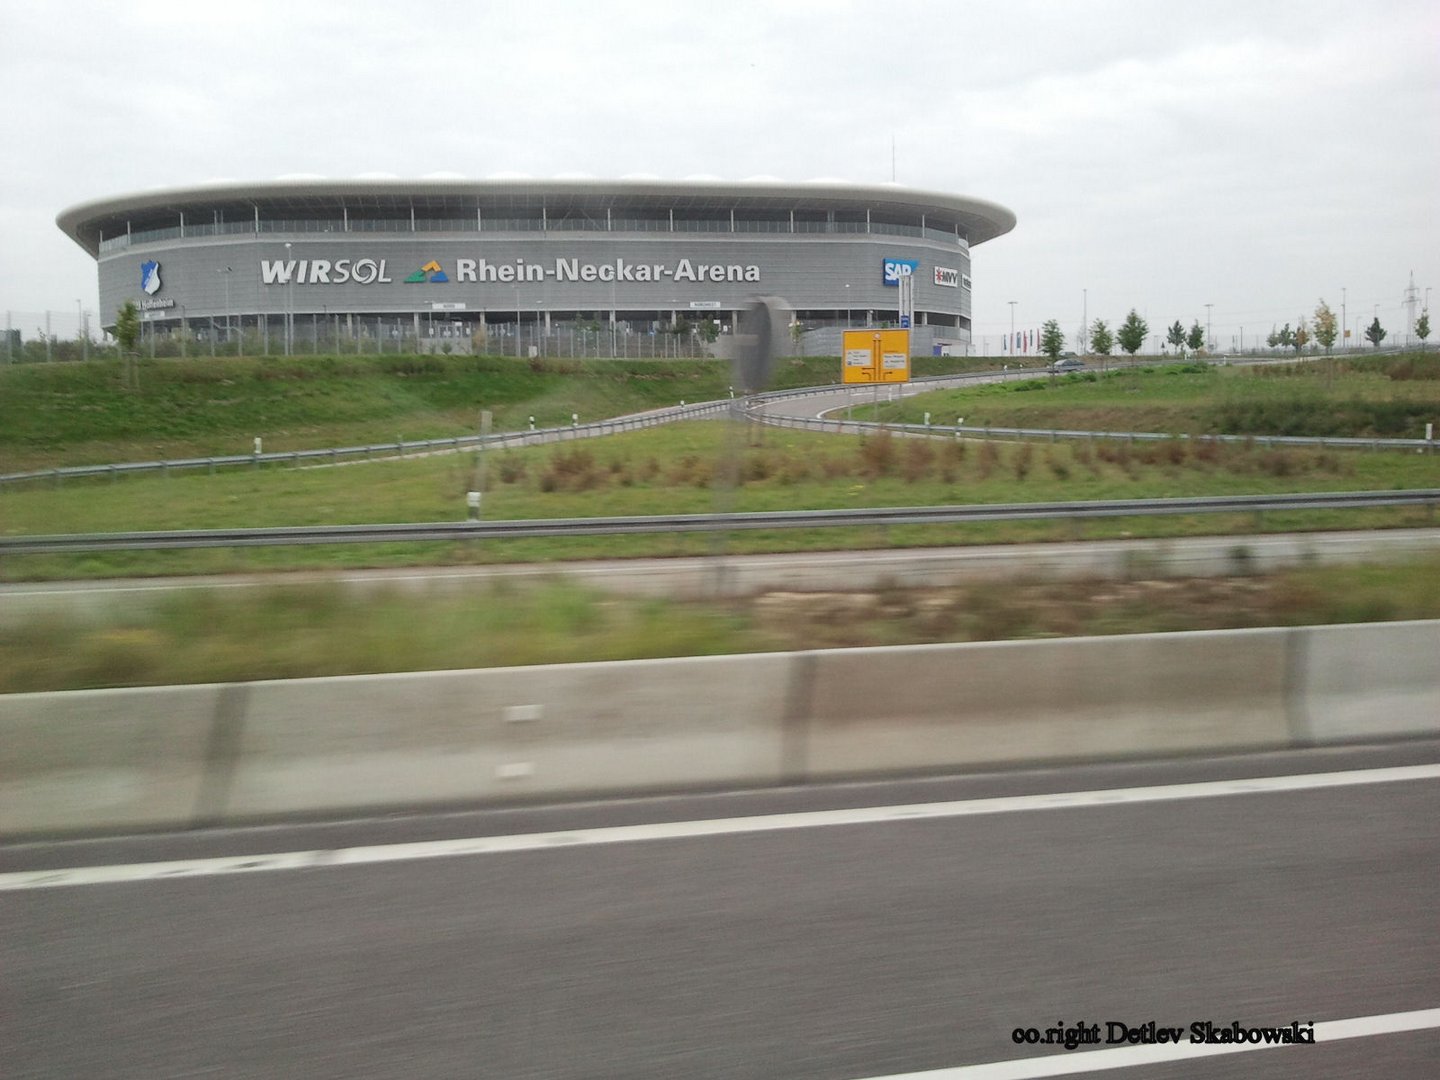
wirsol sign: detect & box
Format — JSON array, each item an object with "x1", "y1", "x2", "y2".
[{"x1": 259, "y1": 256, "x2": 762, "y2": 287}]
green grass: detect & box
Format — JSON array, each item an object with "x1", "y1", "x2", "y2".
[
  {"x1": 4, "y1": 422, "x2": 1438, "y2": 580},
  {"x1": 0, "y1": 352, "x2": 987, "y2": 472},
  {"x1": 7, "y1": 554, "x2": 1440, "y2": 693},
  {"x1": 873, "y1": 354, "x2": 1440, "y2": 438}
]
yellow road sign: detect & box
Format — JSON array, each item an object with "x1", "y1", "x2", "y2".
[{"x1": 841, "y1": 329, "x2": 911, "y2": 383}]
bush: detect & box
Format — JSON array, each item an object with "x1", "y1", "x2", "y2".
[
  {"x1": 902, "y1": 439, "x2": 935, "y2": 483},
  {"x1": 977, "y1": 439, "x2": 1001, "y2": 479},
  {"x1": 496, "y1": 454, "x2": 527, "y2": 484},
  {"x1": 1014, "y1": 443, "x2": 1034, "y2": 481},
  {"x1": 858, "y1": 430, "x2": 897, "y2": 477}
]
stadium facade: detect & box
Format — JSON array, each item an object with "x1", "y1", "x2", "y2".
[{"x1": 57, "y1": 179, "x2": 1016, "y2": 356}]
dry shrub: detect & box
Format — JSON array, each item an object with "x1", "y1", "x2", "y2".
[
  {"x1": 1258, "y1": 449, "x2": 1299, "y2": 477},
  {"x1": 667, "y1": 454, "x2": 708, "y2": 486},
  {"x1": 743, "y1": 452, "x2": 775, "y2": 482},
  {"x1": 541, "y1": 446, "x2": 604, "y2": 491},
  {"x1": 902, "y1": 439, "x2": 935, "y2": 482},
  {"x1": 977, "y1": 439, "x2": 1001, "y2": 479},
  {"x1": 496, "y1": 454, "x2": 527, "y2": 484},
  {"x1": 1014, "y1": 443, "x2": 1034, "y2": 481},
  {"x1": 778, "y1": 457, "x2": 812, "y2": 485},
  {"x1": 858, "y1": 429, "x2": 897, "y2": 477}
]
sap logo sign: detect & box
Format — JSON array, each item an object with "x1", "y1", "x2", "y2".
[{"x1": 882, "y1": 258, "x2": 919, "y2": 286}]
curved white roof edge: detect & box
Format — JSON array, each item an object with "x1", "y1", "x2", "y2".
[{"x1": 58, "y1": 178, "x2": 1017, "y2": 256}]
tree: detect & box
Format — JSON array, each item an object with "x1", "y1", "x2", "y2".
[
  {"x1": 115, "y1": 301, "x2": 140, "y2": 390},
  {"x1": 115, "y1": 301, "x2": 139, "y2": 354},
  {"x1": 1166, "y1": 320, "x2": 1186, "y2": 354},
  {"x1": 1267, "y1": 324, "x2": 1293, "y2": 350},
  {"x1": 1089, "y1": 318, "x2": 1113, "y2": 357},
  {"x1": 1417, "y1": 310, "x2": 1430, "y2": 347},
  {"x1": 1365, "y1": 317, "x2": 1386, "y2": 348},
  {"x1": 1186, "y1": 321, "x2": 1205, "y2": 354},
  {"x1": 1116, "y1": 309, "x2": 1147, "y2": 355},
  {"x1": 1313, "y1": 300, "x2": 1338, "y2": 353},
  {"x1": 698, "y1": 318, "x2": 720, "y2": 344},
  {"x1": 1292, "y1": 318, "x2": 1309, "y2": 353},
  {"x1": 1040, "y1": 319, "x2": 1066, "y2": 362}
]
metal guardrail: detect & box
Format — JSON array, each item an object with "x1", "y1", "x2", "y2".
[
  {"x1": 4, "y1": 490, "x2": 1436, "y2": 555},
  {"x1": 0, "y1": 400, "x2": 732, "y2": 488},
  {"x1": 752, "y1": 410, "x2": 1437, "y2": 453},
  {"x1": 748, "y1": 376, "x2": 1438, "y2": 452}
]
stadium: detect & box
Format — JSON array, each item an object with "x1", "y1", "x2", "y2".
[{"x1": 57, "y1": 178, "x2": 1016, "y2": 356}]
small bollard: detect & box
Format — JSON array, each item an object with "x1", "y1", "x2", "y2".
[
  {"x1": 253, "y1": 437, "x2": 262, "y2": 455},
  {"x1": 529, "y1": 416, "x2": 536, "y2": 431},
  {"x1": 466, "y1": 491, "x2": 481, "y2": 521},
  {"x1": 572, "y1": 413, "x2": 578, "y2": 428}
]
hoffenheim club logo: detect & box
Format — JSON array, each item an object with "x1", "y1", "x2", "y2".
[{"x1": 140, "y1": 260, "x2": 162, "y2": 295}]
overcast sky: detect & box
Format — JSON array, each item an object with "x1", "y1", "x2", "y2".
[{"x1": 3, "y1": 0, "x2": 1436, "y2": 348}]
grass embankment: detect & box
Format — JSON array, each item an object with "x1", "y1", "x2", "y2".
[
  {"x1": 5, "y1": 421, "x2": 1439, "y2": 580},
  {"x1": 7, "y1": 554, "x2": 1440, "y2": 694},
  {"x1": 874, "y1": 355, "x2": 1440, "y2": 438},
  {"x1": 0, "y1": 353, "x2": 989, "y2": 473}
]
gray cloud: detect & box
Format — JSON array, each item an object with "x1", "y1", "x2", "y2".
[{"x1": 3, "y1": 0, "x2": 1435, "y2": 346}]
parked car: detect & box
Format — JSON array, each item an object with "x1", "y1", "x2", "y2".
[{"x1": 1048, "y1": 356, "x2": 1086, "y2": 372}]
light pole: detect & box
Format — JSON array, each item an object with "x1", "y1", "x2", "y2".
[
  {"x1": 1008, "y1": 300, "x2": 1017, "y2": 357},
  {"x1": 289, "y1": 243, "x2": 298, "y2": 357},
  {"x1": 76, "y1": 299, "x2": 87, "y2": 362},
  {"x1": 1341, "y1": 288, "x2": 1347, "y2": 351},
  {"x1": 217, "y1": 267, "x2": 233, "y2": 354},
  {"x1": 1081, "y1": 288, "x2": 1088, "y2": 354},
  {"x1": 1204, "y1": 303, "x2": 1213, "y2": 352}
]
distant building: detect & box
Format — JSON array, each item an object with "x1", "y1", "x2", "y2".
[{"x1": 58, "y1": 178, "x2": 1015, "y2": 355}]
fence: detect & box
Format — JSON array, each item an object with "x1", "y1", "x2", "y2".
[{"x1": 2, "y1": 308, "x2": 720, "y2": 363}]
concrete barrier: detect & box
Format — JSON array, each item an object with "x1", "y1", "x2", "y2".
[
  {"x1": 0, "y1": 684, "x2": 225, "y2": 834},
  {"x1": 1296, "y1": 621, "x2": 1440, "y2": 743},
  {"x1": 2, "y1": 621, "x2": 1435, "y2": 837},
  {"x1": 225, "y1": 655, "x2": 795, "y2": 819},
  {"x1": 800, "y1": 629, "x2": 1294, "y2": 777}
]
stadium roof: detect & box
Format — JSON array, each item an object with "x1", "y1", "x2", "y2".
[{"x1": 58, "y1": 178, "x2": 1017, "y2": 257}]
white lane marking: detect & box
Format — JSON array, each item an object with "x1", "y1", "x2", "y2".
[
  {"x1": 2, "y1": 764, "x2": 1437, "y2": 891},
  {"x1": 848, "y1": 1007, "x2": 1440, "y2": 1078}
]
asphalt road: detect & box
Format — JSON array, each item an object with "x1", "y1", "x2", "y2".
[{"x1": 5, "y1": 740, "x2": 1439, "y2": 1079}]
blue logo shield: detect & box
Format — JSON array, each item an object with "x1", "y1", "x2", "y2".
[{"x1": 140, "y1": 260, "x2": 162, "y2": 296}]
